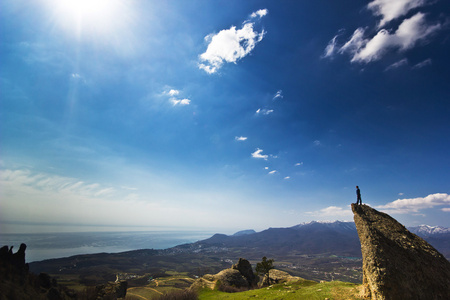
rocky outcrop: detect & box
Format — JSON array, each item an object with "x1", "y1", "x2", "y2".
[
  {"x1": 352, "y1": 204, "x2": 450, "y2": 300},
  {"x1": 232, "y1": 258, "x2": 257, "y2": 286},
  {"x1": 0, "y1": 243, "x2": 76, "y2": 300},
  {"x1": 259, "y1": 269, "x2": 301, "y2": 287},
  {"x1": 190, "y1": 258, "x2": 257, "y2": 291}
]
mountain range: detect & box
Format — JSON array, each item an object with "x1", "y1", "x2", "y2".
[{"x1": 182, "y1": 221, "x2": 450, "y2": 259}]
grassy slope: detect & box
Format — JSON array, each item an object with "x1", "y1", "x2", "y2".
[{"x1": 198, "y1": 280, "x2": 360, "y2": 300}]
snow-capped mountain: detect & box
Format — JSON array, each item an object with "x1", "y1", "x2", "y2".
[
  {"x1": 408, "y1": 225, "x2": 450, "y2": 237},
  {"x1": 290, "y1": 221, "x2": 357, "y2": 232}
]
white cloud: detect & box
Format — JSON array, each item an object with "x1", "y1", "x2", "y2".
[
  {"x1": 168, "y1": 89, "x2": 180, "y2": 96},
  {"x1": 351, "y1": 13, "x2": 441, "y2": 63},
  {"x1": 171, "y1": 98, "x2": 191, "y2": 106},
  {"x1": 295, "y1": 162, "x2": 303, "y2": 166},
  {"x1": 368, "y1": 0, "x2": 427, "y2": 28},
  {"x1": 376, "y1": 193, "x2": 450, "y2": 214},
  {"x1": 273, "y1": 90, "x2": 283, "y2": 100},
  {"x1": 385, "y1": 58, "x2": 409, "y2": 70},
  {"x1": 198, "y1": 9, "x2": 267, "y2": 74},
  {"x1": 250, "y1": 8, "x2": 268, "y2": 19},
  {"x1": 256, "y1": 108, "x2": 274, "y2": 115},
  {"x1": 306, "y1": 205, "x2": 353, "y2": 219},
  {"x1": 313, "y1": 140, "x2": 321, "y2": 146},
  {"x1": 413, "y1": 58, "x2": 432, "y2": 68},
  {"x1": 251, "y1": 148, "x2": 268, "y2": 160},
  {"x1": 268, "y1": 170, "x2": 277, "y2": 175},
  {"x1": 235, "y1": 136, "x2": 248, "y2": 141},
  {"x1": 442, "y1": 208, "x2": 450, "y2": 212},
  {"x1": 284, "y1": 176, "x2": 290, "y2": 180}
]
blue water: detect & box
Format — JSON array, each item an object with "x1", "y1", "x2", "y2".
[{"x1": 0, "y1": 231, "x2": 216, "y2": 262}]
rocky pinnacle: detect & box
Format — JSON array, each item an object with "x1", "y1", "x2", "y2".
[{"x1": 352, "y1": 204, "x2": 450, "y2": 300}]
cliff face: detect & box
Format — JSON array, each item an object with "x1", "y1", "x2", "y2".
[{"x1": 352, "y1": 204, "x2": 450, "y2": 300}]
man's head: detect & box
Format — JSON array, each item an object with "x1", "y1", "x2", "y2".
[{"x1": 356, "y1": 186, "x2": 359, "y2": 189}]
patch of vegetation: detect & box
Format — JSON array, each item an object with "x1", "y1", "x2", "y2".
[{"x1": 198, "y1": 280, "x2": 360, "y2": 300}]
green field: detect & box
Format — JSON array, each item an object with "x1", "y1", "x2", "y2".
[{"x1": 197, "y1": 280, "x2": 360, "y2": 300}]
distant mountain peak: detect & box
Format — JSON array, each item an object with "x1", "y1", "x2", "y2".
[
  {"x1": 232, "y1": 230, "x2": 256, "y2": 237},
  {"x1": 408, "y1": 224, "x2": 450, "y2": 236}
]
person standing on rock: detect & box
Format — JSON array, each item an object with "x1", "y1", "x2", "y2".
[{"x1": 356, "y1": 186, "x2": 362, "y2": 205}]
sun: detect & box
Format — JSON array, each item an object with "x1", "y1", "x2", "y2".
[
  {"x1": 59, "y1": 0, "x2": 112, "y2": 18},
  {"x1": 49, "y1": 0, "x2": 125, "y2": 37}
]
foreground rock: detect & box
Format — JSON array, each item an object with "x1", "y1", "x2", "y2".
[
  {"x1": 352, "y1": 204, "x2": 450, "y2": 299},
  {"x1": 190, "y1": 258, "x2": 255, "y2": 291}
]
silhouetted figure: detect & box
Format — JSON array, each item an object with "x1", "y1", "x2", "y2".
[{"x1": 356, "y1": 186, "x2": 362, "y2": 205}]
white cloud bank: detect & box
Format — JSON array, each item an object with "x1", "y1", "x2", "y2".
[
  {"x1": 198, "y1": 9, "x2": 268, "y2": 74},
  {"x1": 376, "y1": 193, "x2": 450, "y2": 214},
  {"x1": 324, "y1": 0, "x2": 441, "y2": 64}
]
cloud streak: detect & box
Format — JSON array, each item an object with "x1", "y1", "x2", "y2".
[
  {"x1": 324, "y1": 1, "x2": 442, "y2": 64},
  {"x1": 198, "y1": 9, "x2": 268, "y2": 74}
]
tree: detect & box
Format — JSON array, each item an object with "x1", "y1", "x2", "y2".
[{"x1": 255, "y1": 256, "x2": 274, "y2": 286}]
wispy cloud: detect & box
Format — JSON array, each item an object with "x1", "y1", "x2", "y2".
[
  {"x1": 368, "y1": 0, "x2": 428, "y2": 28},
  {"x1": 198, "y1": 9, "x2": 268, "y2": 74},
  {"x1": 268, "y1": 170, "x2": 277, "y2": 175},
  {"x1": 313, "y1": 140, "x2": 321, "y2": 146},
  {"x1": 284, "y1": 176, "x2": 290, "y2": 180},
  {"x1": 295, "y1": 162, "x2": 304, "y2": 166},
  {"x1": 350, "y1": 13, "x2": 441, "y2": 63},
  {"x1": 385, "y1": 58, "x2": 409, "y2": 71},
  {"x1": 273, "y1": 90, "x2": 283, "y2": 100},
  {"x1": 413, "y1": 58, "x2": 432, "y2": 69},
  {"x1": 376, "y1": 193, "x2": 450, "y2": 214},
  {"x1": 256, "y1": 108, "x2": 274, "y2": 115},
  {"x1": 235, "y1": 136, "x2": 248, "y2": 141},
  {"x1": 251, "y1": 148, "x2": 269, "y2": 160},
  {"x1": 324, "y1": 0, "x2": 442, "y2": 64}
]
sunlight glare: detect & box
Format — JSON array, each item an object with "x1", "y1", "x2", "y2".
[{"x1": 51, "y1": 0, "x2": 125, "y2": 37}]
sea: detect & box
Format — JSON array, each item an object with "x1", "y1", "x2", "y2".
[{"x1": 0, "y1": 230, "x2": 217, "y2": 262}]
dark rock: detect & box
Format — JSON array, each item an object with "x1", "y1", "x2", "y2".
[
  {"x1": 352, "y1": 204, "x2": 450, "y2": 299},
  {"x1": 231, "y1": 258, "x2": 257, "y2": 286}
]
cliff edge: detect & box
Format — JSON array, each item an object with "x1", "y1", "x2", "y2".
[{"x1": 352, "y1": 204, "x2": 450, "y2": 300}]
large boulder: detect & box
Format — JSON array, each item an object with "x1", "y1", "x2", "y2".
[
  {"x1": 352, "y1": 204, "x2": 450, "y2": 299},
  {"x1": 232, "y1": 258, "x2": 257, "y2": 286}
]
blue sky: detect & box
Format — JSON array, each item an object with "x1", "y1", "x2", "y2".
[{"x1": 1, "y1": 0, "x2": 450, "y2": 234}]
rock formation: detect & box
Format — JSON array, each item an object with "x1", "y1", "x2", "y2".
[
  {"x1": 231, "y1": 257, "x2": 257, "y2": 286},
  {"x1": 352, "y1": 204, "x2": 450, "y2": 300}
]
